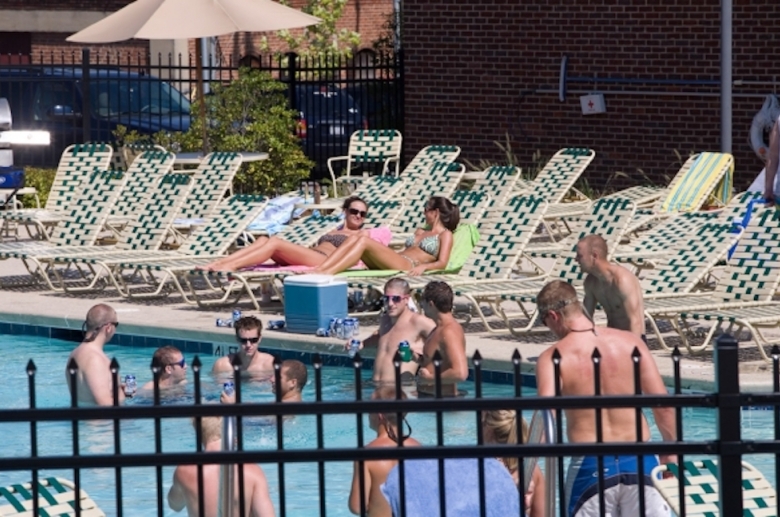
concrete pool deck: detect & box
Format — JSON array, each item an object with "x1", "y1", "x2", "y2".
[{"x1": 0, "y1": 256, "x2": 776, "y2": 392}]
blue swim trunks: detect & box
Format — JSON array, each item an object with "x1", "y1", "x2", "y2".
[{"x1": 565, "y1": 455, "x2": 670, "y2": 517}]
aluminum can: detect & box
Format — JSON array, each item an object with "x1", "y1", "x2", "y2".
[
  {"x1": 348, "y1": 339, "x2": 361, "y2": 358},
  {"x1": 223, "y1": 381, "x2": 235, "y2": 396},
  {"x1": 216, "y1": 318, "x2": 234, "y2": 328},
  {"x1": 316, "y1": 328, "x2": 330, "y2": 337},
  {"x1": 232, "y1": 308, "x2": 242, "y2": 323},
  {"x1": 333, "y1": 318, "x2": 344, "y2": 339},
  {"x1": 124, "y1": 374, "x2": 137, "y2": 396},
  {"x1": 267, "y1": 319, "x2": 286, "y2": 330},
  {"x1": 342, "y1": 319, "x2": 355, "y2": 340},
  {"x1": 398, "y1": 341, "x2": 412, "y2": 362},
  {"x1": 329, "y1": 317, "x2": 339, "y2": 336}
]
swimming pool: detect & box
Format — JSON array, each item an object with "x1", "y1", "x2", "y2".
[{"x1": 0, "y1": 333, "x2": 775, "y2": 516}]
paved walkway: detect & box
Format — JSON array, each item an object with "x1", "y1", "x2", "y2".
[{"x1": 0, "y1": 256, "x2": 775, "y2": 392}]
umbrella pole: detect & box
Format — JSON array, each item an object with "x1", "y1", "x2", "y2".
[{"x1": 195, "y1": 37, "x2": 208, "y2": 153}]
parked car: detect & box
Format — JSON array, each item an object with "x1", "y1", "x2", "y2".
[
  {"x1": 344, "y1": 81, "x2": 401, "y2": 131},
  {"x1": 293, "y1": 84, "x2": 366, "y2": 179},
  {"x1": 0, "y1": 67, "x2": 191, "y2": 166}
]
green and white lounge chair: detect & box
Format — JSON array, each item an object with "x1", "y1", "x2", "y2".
[
  {"x1": 0, "y1": 476, "x2": 105, "y2": 516},
  {"x1": 451, "y1": 197, "x2": 636, "y2": 334},
  {"x1": 643, "y1": 207, "x2": 780, "y2": 361},
  {"x1": 471, "y1": 165, "x2": 522, "y2": 205},
  {"x1": 651, "y1": 460, "x2": 776, "y2": 517},
  {"x1": 0, "y1": 143, "x2": 113, "y2": 240},
  {"x1": 451, "y1": 190, "x2": 493, "y2": 225},
  {"x1": 401, "y1": 145, "x2": 461, "y2": 184},
  {"x1": 328, "y1": 130, "x2": 403, "y2": 195},
  {"x1": 625, "y1": 152, "x2": 734, "y2": 235}
]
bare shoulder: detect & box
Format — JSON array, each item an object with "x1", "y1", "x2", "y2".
[
  {"x1": 612, "y1": 263, "x2": 641, "y2": 289},
  {"x1": 411, "y1": 312, "x2": 435, "y2": 331},
  {"x1": 212, "y1": 355, "x2": 232, "y2": 372}
]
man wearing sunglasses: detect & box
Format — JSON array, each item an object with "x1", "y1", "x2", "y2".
[
  {"x1": 213, "y1": 316, "x2": 275, "y2": 378},
  {"x1": 348, "y1": 278, "x2": 435, "y2": 384},
  {"x1": 66, "y1": 303, "x2": 125, "y2": 406},
  {"x1": 142, "y1": 346, "x2": 188, "y2": 392},
  {"x1": 535, "y1": 280, "x2": 676, "y2": 517}
]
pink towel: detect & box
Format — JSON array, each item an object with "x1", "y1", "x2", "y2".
[{"x1": 246, "y1": 226, "x2": 392, "y2": 272}]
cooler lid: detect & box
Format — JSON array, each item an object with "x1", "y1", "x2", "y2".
[{"x1": 284, "y1": 274, "x2": 347, "y2": 286}]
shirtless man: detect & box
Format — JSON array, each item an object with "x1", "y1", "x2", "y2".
[
  {"x1": 65, "y1": 304, "x2": 125, "y2": 406},
  {"x1": 141, "y1": 346, "x2": 188, "y2": 392},
  {"x1": 271, "y1": 359, "x2": 307, "y2": 403},
  {"x1": 348, "y1": 387, "x2": 421, "y2": 517},
  {"x1": 212, "y1": 316, "x2": 275, "y2": 378},
  {"x1": 349, "y1": 278, "x2": 435, "y2": 384},
  {"x1": 535, "y1": 280, "x2": 676, "y2": 517},
  {"x1": 416, "y1": 281, "x2": 469, "y2": 397},
  {"x1": 576, "y1": 234, "x2": 647, "y2": 340},
  {"x1": 168, "y1": 417, "x2": 275, "y2": 517}
]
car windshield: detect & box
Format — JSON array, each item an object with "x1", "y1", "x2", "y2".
[{"x1": 89, "y1": 77, "x2": 190, "y2": 117}]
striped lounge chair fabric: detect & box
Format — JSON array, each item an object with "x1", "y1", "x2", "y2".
[
  {"x1": 391, "y1": 162, "x2": 466, "y2": 236},
  {"x1": 328, "y1": 129, "x2": 402, "y2": 195},
  {"x1": 471, "y1": 165, "x2": 522, "y2": 205},
  {"x1": 651, "y1": 460, "x2": 776, "y2": 517},
  {"x1": 0, "y1": 476, "x2": 105, "y2": 516},
  {"x1": 401, "y1": 145, "x2": 461, "y2": 185},
  {"x1": 451, "y1": 190, "x2": 492, "y2": 225}
]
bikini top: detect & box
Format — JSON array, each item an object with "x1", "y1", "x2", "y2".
[
  {"x1": 317, "y1": 233, "x2": 349, "y2": 248},
  {"x1": 404, "y1": 233, "x2": 441, "y2": 258}
]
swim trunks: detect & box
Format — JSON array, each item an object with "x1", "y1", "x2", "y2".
[{"x1": 565, "y1": 455, "x2": 670, "y2": 517}]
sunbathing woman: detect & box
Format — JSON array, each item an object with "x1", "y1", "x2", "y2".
[
  {"x1": 482, "y1": 409, "x2": 545, "y2": 517},
  {"x1": 312, "y1": 196, "x2": 459, "y2": 276},
  {"x1": 200, "y1": 196, "x2": 370, "y2": 271}
]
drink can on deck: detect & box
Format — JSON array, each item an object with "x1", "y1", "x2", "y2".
[
  {"x1": 316, "y1": 328, "x2": 330, "y2": 337},
  {"x1": 232, "y1": 308, "x2": 242, "y2": 323},
  {"x1": 223, "y1": 382, "x2": 235, "y2": 396},
  {"x1": 329, "y1": 317, "x2": 338, "y2": 336},
  {"x1": 342, "y1": 319, "x2": 355, "y2": 339},
  {"x1": 267, "y1": 320, "x2": 286, "y2": 330},
  {"x1": 333, "y1": 318, "x2": 344, "y2": 339},
  {"x1": 216, "y1": 318, "x2": 234, "y2": 328}
]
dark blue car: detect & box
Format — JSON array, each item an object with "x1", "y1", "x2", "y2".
[{"x1": 0, "y1": 67, "x2": 191, "y2": 166}]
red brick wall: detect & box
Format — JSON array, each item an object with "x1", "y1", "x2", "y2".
[
  {"x1": 31, "y1": 32, "x2": 147, "y2": 65},
  {"x1": 402, "y1": 0, "x2": 780, "y2": 190}
]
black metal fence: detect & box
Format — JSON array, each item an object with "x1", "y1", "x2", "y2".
[
  {"x1": 0, "y1": 334, "x2": 777, "y2": 516},
  {"x1": 0, "y1": 49, "x2": 403, "y2": 178}
]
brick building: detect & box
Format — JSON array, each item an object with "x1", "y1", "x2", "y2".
[
  {"x1": 402, "y1": 0, "x2": 780, "y2": 189},
  {"x1": 0, "y1": 0, "x2": 392, "y2": 66}
]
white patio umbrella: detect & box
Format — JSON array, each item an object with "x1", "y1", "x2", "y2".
[{"x1": 67, "y1": 0, "x2": 321, "y2": 149}]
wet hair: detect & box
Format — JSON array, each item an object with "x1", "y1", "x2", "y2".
[
  {"x1": 421, "y1": 281, "x2": 454, "y2": 313},
  {"x1": 536, "y1": 280, "x2": 582, "y2": 319},
  {"x1": 372, "y1": 386, "x2": 409, "y2": 428},
  {"x1": 482, "y1": 409, "x2": 530, "y2": 473},
  {"x1": 384, "y1": 277, "x2": 411, "y2": 295},
  {"x1": 579, "y1": 234, "x2": 608, "y2": 260},
  {"x1": 234, "y1": 315, "x2": 262, "y2": 337},
  {"x1": 426, "y1": 196, "x2": 460, "y2": 232},
  {"x1": 195, "y1": 416, "x2": 222, "y2": 444},
  {"x1": 153, "y1": 346, "x2": 182, "y2": 368},
  {"x1": 342, "y1": 195, "x2": 368, "y2": 212},
  {"x1": 282, "y1": 360, "x2": 307, "y2": 392}
]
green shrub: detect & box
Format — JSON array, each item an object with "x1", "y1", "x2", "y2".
[
  {"x1": 115, "y1": 69, "x2": 313, "y2": 196},
  {"x1": 20, "y1": 167, "x2": 56, "y2": 208}
]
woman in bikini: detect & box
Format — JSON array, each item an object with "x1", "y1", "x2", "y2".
[
  {"x1": 200, "y1": 196, "x2": 370, "y2": 271},
  {"x1": 312, "y1": 196, "x2": 459, "y2": 276}
]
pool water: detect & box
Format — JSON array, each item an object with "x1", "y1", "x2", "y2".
[{"x1": 0, "y1": 334, "x2": 776, "y2": 516}]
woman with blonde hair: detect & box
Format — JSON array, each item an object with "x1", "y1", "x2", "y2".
[{"x1": 482, "y1": 409, "x2": 545, "y2": 517}]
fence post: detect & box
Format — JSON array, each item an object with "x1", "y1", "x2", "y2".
[
  {"x1": 81, "y1": 48, "x2": 91, "y2": 143},
  {"x1": 286, "y1": 52, "x2": 298, "y2": 113},
  {"x1": 715, "y1": 332, "x2": 742, "y2": 516}
]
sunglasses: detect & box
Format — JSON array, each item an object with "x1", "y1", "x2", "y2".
[
  {"x1": 348, "y1": 208, "x2": 367, "y2": 218},
  {"x1": 238, "y1": 336, "x2": 261, "y2": 344},
  {"x1": 168, "y1": 357, "x2": 186, "y2": 368},
  {"x1": 382, "y1": 295, "x2": 406, "y2": 304}
]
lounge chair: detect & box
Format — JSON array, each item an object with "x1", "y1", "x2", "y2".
[
  {"x1": 643, "y1": 207, "x2": 780, "y2": 361},
  {"x1": 0, "y1": 143, "x2": 113, "y2": 240},
  {"x1": 451, "y1": 190, "x2": 492, "y2": 225},
  {"x1": 470, "y1": 165, "x2": 522, "y2": 205},
  {"x1": 651, "y1": 460, "x2": 776, "y2": 517},
  {"x1": 0, "y1": 476, "x2": 105, "y2": 516},
  {"x1": 451, "y1": 197, "x2": 636, "y2": 334},
  {"x1": 625, "y1": 152, "x2": 734, "y2": 235},
  {"x1": 328, "y1": 129, "x2": 402, "y2": 195},
  {"x1": 401, "y1": 145, "x2": 461, "y2": 184}
]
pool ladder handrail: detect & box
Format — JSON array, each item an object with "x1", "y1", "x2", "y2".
[
  {"x1": 219, "y1": 415, "x2": 237, "y2": 517},
  {"x1": 532, "y1": 409, "x2": 558, "y2": 517}
]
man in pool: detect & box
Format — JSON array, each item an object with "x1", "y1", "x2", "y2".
[
  {"x1": 576, "y1": 234, "x2": 647, "y2": 341},
  {"x1": 348, "y1": 278, "x2": 435, "y2": 384},
  {"x1": 416, "y1": 281, "x2": 469, "y2": 397},
  {"x1": 348, "y1": 386, "x2": 421, "y2": 516},
  {"x1": 168, "y1": 416, "x2": 275, "y2": 517},
  {"x1": 535, "y1": 280, "x2": 676, "y2": 517},
  {"x1": 141, "y1": 346, "x2": 188, "y2": 392},
  {"x1": 65, "y1": 303, "x2": 126, "y2": 406},
  {"x1": 271, "y1": 359, "x2": 307, "y2": 402},
  {"x1": 212, "y1": 316, "x2": 275, "y2": 378}
]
